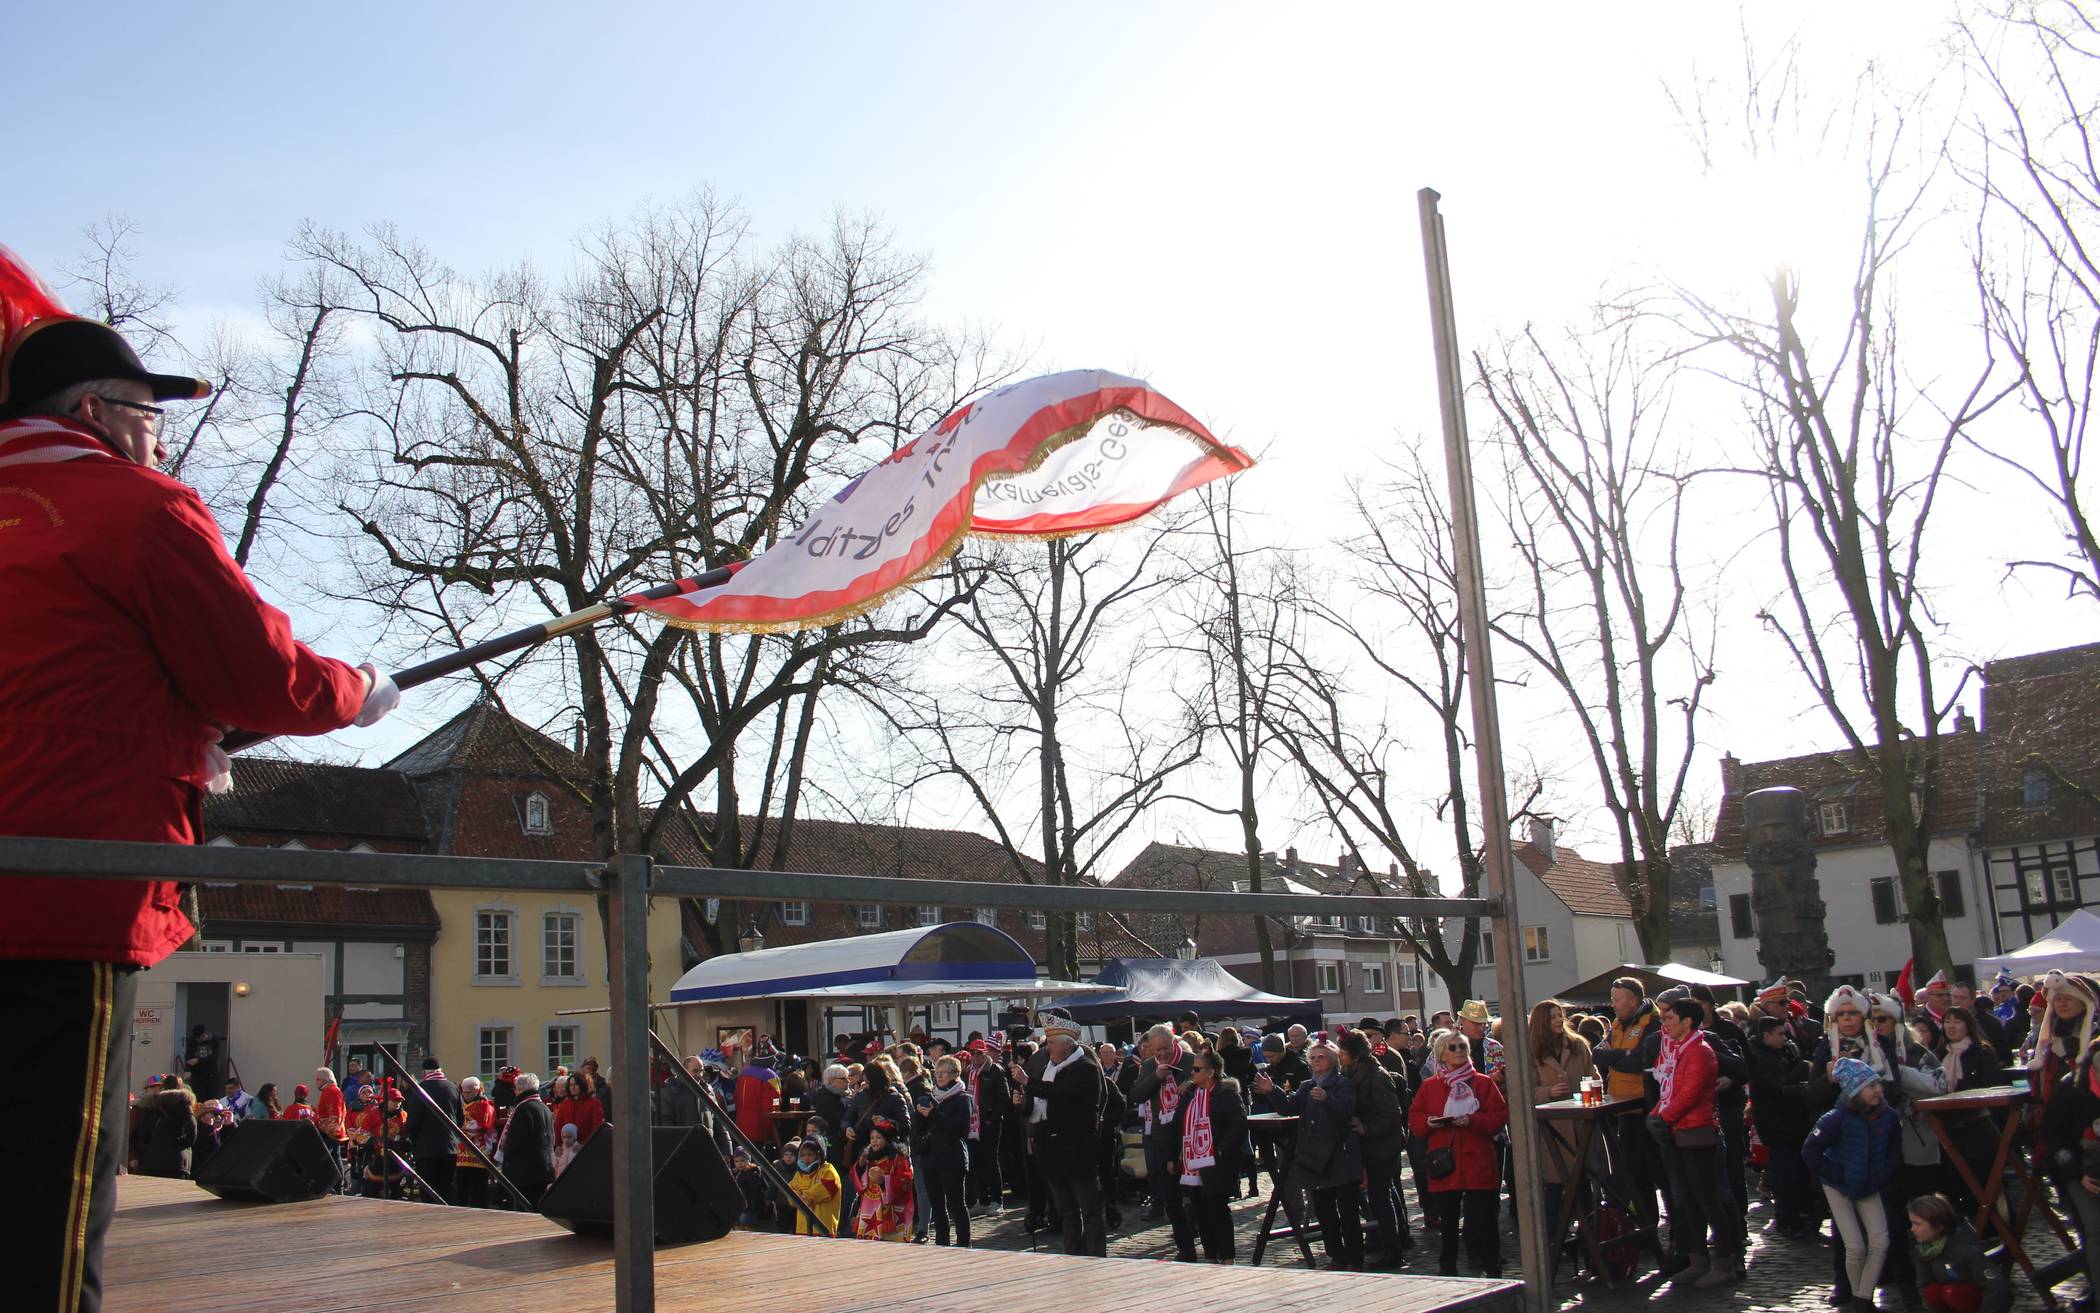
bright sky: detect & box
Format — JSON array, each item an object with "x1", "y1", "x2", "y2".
[{"x1": 13, "y1": 3, "x2": 2090, "y2": 879}]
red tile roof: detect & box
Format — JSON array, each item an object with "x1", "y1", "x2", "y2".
[
  {"x1": 1981, "y1": 642, "x2": 2100, "y2": 845},
  {"x1": 1710, "y1": 733, "x2": 1983, "y2": 853},
  {"x1": 205, "y1": 758, "x2": 427, "y2": 842},
  {"x1": 1515, "y1": 841, "x2": 1635, "y2": 918},
  {"x1": 198, "y1": 878, "x2": 440, "y2": 933}
]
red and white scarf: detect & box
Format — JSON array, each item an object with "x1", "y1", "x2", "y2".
[
  {"x1": 1156, "y1": 1051, "x2": 1185, "y2": 1123},
  {"x1": 1440, "y1": 1059, "x2": 1481, "y2": 1118},
  {"x1": 965, "y1": 1064, "x2": 981, "y2": 1139},
  {"x1": 0, "y1": 416, "x2": 119, "y2": 468},
  {"x1": 1178, "y1": 1085, "x2": 1214, "y2": 1185},
  {"x1": 1656, "y1": 1028, "x2": 1697, "y2": 1110}
]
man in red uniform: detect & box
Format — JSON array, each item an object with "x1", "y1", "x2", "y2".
[{"x1": 0, "y1": 305, "x2": 400, "y2": 1313}]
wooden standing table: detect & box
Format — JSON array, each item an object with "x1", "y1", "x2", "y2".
[
  {"x1": 1246, "y1": 1112, "x2": 1322, "y2": 1269},
  {"x1": 1533, "y1": 1094, "x2": 1654, "y2": 1286},
  {"x1": 1915, "y1": 1085, "x2": 2079, "y2": 1309}
]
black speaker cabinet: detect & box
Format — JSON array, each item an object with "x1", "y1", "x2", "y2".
[
  {"x1": 193, "y1": 1118, "x2": 337, "y2": 1203},
  {"x1": 538, "y1": 1125, "x2": 740, "y2": 1245}
]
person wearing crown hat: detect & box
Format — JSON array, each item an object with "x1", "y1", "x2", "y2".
[
  {"x1": 0, "y1": 248, "x2": 405, "y2": 1313},
  {"x1": 1010, "y1": 1011, "x2": 1106, "y2": 1256},
  {"x1": 1919, "y1": 970, "x2": 1954, "y2": 1025},
  {"x1": 1755, "y1": 976, "x2": 1824, "y2": 1051}
]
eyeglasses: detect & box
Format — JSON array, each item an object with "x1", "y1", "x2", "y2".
[{"x1": 99, "y1": 396, "x2": 166, "y2": 429}]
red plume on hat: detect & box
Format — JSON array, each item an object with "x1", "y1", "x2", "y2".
[{"x1": 0, "y1": 244, "x2": 68, "y2": 346}]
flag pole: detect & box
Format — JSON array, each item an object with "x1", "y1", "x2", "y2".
[
  {"x1": 220, "y1": 565, "x2": 737, "y2": 753},
  {"x1": 1418, "y1": 187, "x2": 1550, "y2": 1313}
]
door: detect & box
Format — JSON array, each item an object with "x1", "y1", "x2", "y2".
[{"x1": 176, "y1": 982, "x2": 231, "y2": 1093}]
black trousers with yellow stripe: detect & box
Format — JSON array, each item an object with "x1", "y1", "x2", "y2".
[{"x1": 5, "y1": 960, "x2": 136, "y2": 1313}]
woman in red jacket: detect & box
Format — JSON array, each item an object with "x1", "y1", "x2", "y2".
[
  {"x1": 1410, "y1": 1028, "x2": 1509, "y2": 1276},
  {"x1": 563, "y1": 1073, "x2": 606, "y2": 1145}
]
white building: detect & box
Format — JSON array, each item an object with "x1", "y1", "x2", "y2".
[
  {"x1": 1707, "y1": 733, "x2": 1997, "y2": 992},
  {"x1": 1458, "y1": 819, "x2": 1649, "y2": 1012}
]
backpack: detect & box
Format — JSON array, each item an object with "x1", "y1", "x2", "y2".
[{"x1": 1592, "y1": 1201, "x2": 1640, "y2": 1280}]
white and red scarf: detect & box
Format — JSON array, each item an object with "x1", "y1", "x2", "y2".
[
  {"x1": 1178, "y1": 1085, "x2": 1214, "y2": 1186},
  {"x1": 1656, "y1": 1028, "x2": 1698, "y2": 1110},
  {"x1": 1440, "y1": 1059, "x2": 1481, "y2": 1118},
  {"x1": 1155, "y1": 1050, "x2": 1186, "y2": 1123},
  {"x1": 0, "y1": 416, "x2": 119, "y2": 468},
  {"x1": 965, "y1": 1064, "x2": 981, "y2": 1139}
]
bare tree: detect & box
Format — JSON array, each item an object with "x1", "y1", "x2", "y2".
[
  {"x1": 1159, "y1": 479, "x2": 1300, "y2": 989},
  {"x1": 1268, "y1": 443, "x2": 1541, "y2": 1006},
  {"x1": 1960, "y1": 3, "x2": 2100, "y2": 601},
  {"x1": 312, "y1": 198, "x2": 996, "y2": 951},
  {"x1": 1475, "y1": 317, "x2": 1717, "y2": 961},
  {"x1": 1674, "y1": 59, "x2": 2014, "y2": 980},
  {"x1": 893, "y1": 530, "x2": 1203, "y2": 979}
]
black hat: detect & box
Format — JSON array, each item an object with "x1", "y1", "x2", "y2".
[{"x1": 0, "y1": 316, "x2": 210, "y2": 418}]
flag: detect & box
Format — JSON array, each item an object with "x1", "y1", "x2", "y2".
[
  {"x1": 322, "y1": 1011, "x2": 342, "y2": 1064},
  {"x1": 1892, "y1": 959, "x2": 1914, "y2": 1012},
  {"x1": 633, "y1": 369, "x2": 1251, "y2": 631},
  {"x1": 0, "y1": 243, "x2": 67, "y2": 348}
]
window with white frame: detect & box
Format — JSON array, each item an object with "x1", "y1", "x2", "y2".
[
  {"x1": 542, "y1": 911, "x2": 580, "y2": 982},
  {"x1": 1028, "y1": 910, "x2": 1047, "y2": 930},
  {"x1": 1478, "y1": 926, "x2": 1495, "y2": 965},
  {"x1": 1523, "y1": 925, "x2": 1551, "y2": 962},
  {"x1": 779, "y1": 900, "x2": 809, "y2": 927},
  {"x1": 975, "y1": 908, "x2": 997, "y2": 926},
  {"x1": 522, "y1": 792, "x2": 552, "y2": 835},
  {"x1": 854, "y1": 905, "x2": 882, "y2": 930},
  {"x1": 1316, "y1": 960, "x2": 1342, "y2": 994},
  {"x1": 546, "y1": 1023, "x2": 579, "y2": 1073},
  {"x1": 1355, "y1": 916, "x2": 1374, "y2": 933},
  {"x1": 478, "y1": 1026, "x2": 513, "y2": 1073},
  {"x1": 1399, "y1": 962, "x2": 1420, "y2": 992},
  {"x1": 475, "y1": 909, "x2": 515, "y2": 980},
  {"x1": 1819, "y1": 802, "x2": 1851, "y2": 835},
  {"x1": 2055, "y1": 863, "x2": 2079, "y2": 904},
  {"x1": 916, "y1": 905, "x2": 940, "y2": 927},
  {"x1": 1076, "y1": 911, "x2": 1093, "y2": 931},
  {"x1": 1363, "y1": 963, "x2": 1387, "y2": 995}
]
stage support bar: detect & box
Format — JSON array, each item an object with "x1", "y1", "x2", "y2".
[{"x1": 607, "y1": 853, "x2": 655, "y2": 1313}]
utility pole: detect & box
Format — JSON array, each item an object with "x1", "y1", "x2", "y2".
[{"x1": 1418, "y1": 187, "x2": 1548, "y2": 1313}]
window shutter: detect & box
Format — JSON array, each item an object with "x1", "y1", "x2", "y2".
[
  {"x1": 1935, "y1": 870, "x2": 1965, "y2": 919},
  {"x1": 1728, "y1": 894, "x2": 1755, "y2": 939},
  {"x1": 1870, "y1": 878, "x2": 1900, "y2": 925}
]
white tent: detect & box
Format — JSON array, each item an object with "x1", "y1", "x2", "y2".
[{"x1": 1977, "y1": 908, "x2": 2100, "y2": 977}]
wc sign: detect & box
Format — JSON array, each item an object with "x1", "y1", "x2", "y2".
[{"x1": 133, "y1": 1005, "x2": 166, "y2": 1049}]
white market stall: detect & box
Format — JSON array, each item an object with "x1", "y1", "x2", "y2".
[
  {"x1": 1977, "y1": 908, "x2": 2100, "y2": 977},
  {"x1": 659, "y1": 922, "x2": 1112, "y2": 1059}
]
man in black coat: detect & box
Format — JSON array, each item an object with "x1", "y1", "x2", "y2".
[
  {"x1": 404, "y1": 1055, "x2": 464, "y2": 1205},
  {"x1": 499, "y1": 1073, "x2": 555, "y2": 1206},
  {"x1": 1746, "y1": 1016, "x2": 1815, "y2": 1239},
  {"x1": 654, "y1": 1056, "x2": 704, "y2": 1127},
  {"x1": 1130, "y1": 1024, "x2": 1197, "y2": 1219},
  {"x1": 965, "y1": 1041, "x2": 1009, "y2": 1215},
  {"x1": 1013, "y1": 1017, "x2": 1106, "y2": 1256}
]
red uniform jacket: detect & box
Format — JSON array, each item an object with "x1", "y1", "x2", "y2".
[
  {"x1": 1408, "y1": 1069, "x2": 1509, "y2": 1192},
  {"x1": 0, "y1": 417, "x2": 365, "y2": 965},
  {"x1": 279, "y1": 1103, "x2": 316, "y2": 1122},
  {"x1": 315, "y1": 1084, "x2": 348, "y2": 1141},
  {"x1": 456, "y1": 1097, "x2": 496, "y2": 1168},
  {"x1": 564, "y1": 1095, "x2": 605, "y2": 1145}
]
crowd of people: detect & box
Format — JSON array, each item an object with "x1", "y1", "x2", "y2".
[{"x1": 123, "y1": 966, "x2": 2100, "y2": 1311}]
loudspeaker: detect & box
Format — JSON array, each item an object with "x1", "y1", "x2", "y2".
[
  {"x1": 538, "y1": 1125, "x2": 741, "y2": 1245},
  {"x1": 194, "y1": 1118, "x2": 337, "y2": 1203}
]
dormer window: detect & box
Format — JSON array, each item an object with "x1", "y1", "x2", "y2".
[
  {"x1": 523, "y1": 793, "x2": 552, "y2": 835},
  {"x1": 2024, "y1": 770, "x2": 2052, "y2": 808},
  {"x1": 1818, "y1": 802, "x2": 1850, "y2": 836}
]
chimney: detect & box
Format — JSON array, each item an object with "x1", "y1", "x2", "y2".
[
  {"x1": 571, "y1": 719, "x2": 585, "y2": 754},
  {"x1": 1285, "y1": 847, "x2": 1300, "y2": 873},
  {"x1": 1336, "y1": 851, "x2": 1351, "y2": 872},
  {"x1": 1954, "y1": 705, "x2": 1975, "y2": 734},
  {"x1": 1529, "y1": 817, "x2": 1557, "y2": 864},
  {"x1": 1720, "y1": 751, "x2": 1740, "y2": 797}
]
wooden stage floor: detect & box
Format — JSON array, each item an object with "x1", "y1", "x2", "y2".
[{"x1": 106, "y1": 1176, "x2": 1523, "y2": 1312}]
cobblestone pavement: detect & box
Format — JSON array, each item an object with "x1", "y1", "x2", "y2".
[{"x1": 960, "y1": 1172, "x2": 2085, "y2": 1312}]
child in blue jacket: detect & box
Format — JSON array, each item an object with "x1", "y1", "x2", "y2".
[{"x1": 1804, "y1": 1058, "x2": 1905, "y2": 1313}]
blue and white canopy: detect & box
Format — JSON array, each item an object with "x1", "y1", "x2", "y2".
[{"x1": 666, "y1": 921, "x2": 1111, "y2": 1005}]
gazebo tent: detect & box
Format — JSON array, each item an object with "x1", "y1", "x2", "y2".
[
  {"x1": 1977, "y1": 908, "x2": 2100, "y2": 977},
  {"x1": 1038, "y1": 957, "x2": 1319, "y2": 1022},
  {"x1": 664, "y1": 921, "x2": 1105, "y2": 1006},
  {"x1": 1558, "y1": 961, "x2": 1751, "y2": 1005}
]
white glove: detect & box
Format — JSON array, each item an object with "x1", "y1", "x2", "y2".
[
  {"x1": 355, "y1": 663, "x2": 400, "y2": 728},
  {"x1": 202, "y1": 729, "x2": 234, "y2": 795}
]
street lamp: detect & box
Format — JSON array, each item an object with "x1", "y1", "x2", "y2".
[
  {"x1": 1177, "y1": 936, "x2": 1198, "y2": 961},
  {"x1": 738, "y1": 923, "x2": 766, "y2": 954}
]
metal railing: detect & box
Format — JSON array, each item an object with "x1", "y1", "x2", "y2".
[{"x1": 1, "y1": 836, "x2": 1497, "y2": 1312}]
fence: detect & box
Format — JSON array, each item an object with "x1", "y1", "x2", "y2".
[{"x1": 2, "y1": 835, "x2": 1496, "y2": 1313}]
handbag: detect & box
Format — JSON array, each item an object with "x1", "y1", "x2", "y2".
[
  {"x1": 1294, "y1": 1131, "x2": 1337, "y2": 1173},
  {"x1": 1671, "y1": 1124, "x2": 1721, "y2": 1149},
  {"x1": 1426, "y1": 1145, "x2": 1457, "y2": 1180}
]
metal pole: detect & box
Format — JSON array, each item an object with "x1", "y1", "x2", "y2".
[
  {"x1": 372, "y1": 1040, "x2": 532, "y2": 1209},
  {"x1": 607, "y1": 853, "x2": 655, "y2": 1313},
  {"x1": 645, "y1": 1028, "x2": 835, "y2": 1236},
  {"x1": 1417, "y1": 186, "x2": 1550, "y2": 1313}
]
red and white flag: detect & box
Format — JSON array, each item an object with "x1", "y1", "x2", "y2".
[{"x1": 634, "y1": 369, "x2": 1250, "y2": 631}]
